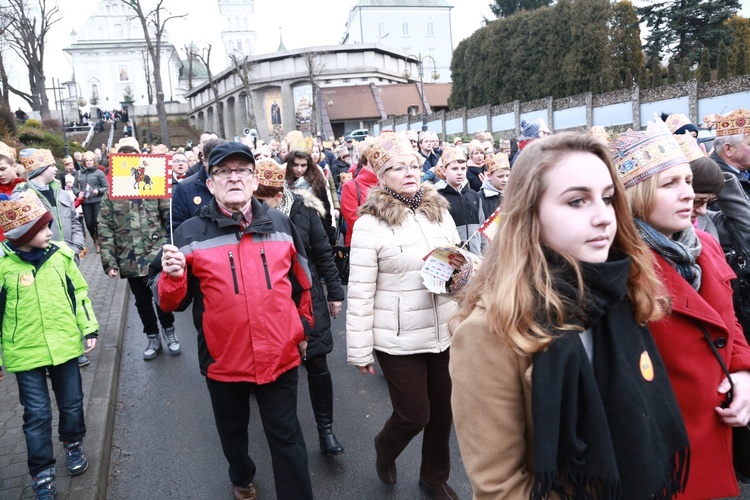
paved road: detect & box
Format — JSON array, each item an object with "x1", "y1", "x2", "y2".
[{"x1": 107, "y1": 295, "x2": 473, "y2": 499}]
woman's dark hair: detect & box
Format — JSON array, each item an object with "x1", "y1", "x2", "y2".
[
  {"x1": 117, "y1": 146, "x2": 139, "y2": 154},
  {"x1": 690, "y1": 156, "x2": 724, "y2": 195},
  {"x1": 284, "y1": 151, "x2": 327, "y2": 195}
]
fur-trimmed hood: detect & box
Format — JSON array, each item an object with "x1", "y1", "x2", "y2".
[
  {"x1": 358, "y1": 183, "x2": 449, "y2": 226},
  {"x1": 292, "y1": 188, "x2": 326, "y2": 218}
]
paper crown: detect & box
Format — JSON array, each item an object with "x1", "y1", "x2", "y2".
[
  {"x1": 716, "y1": 108, "x2": 750, "y2": 137},
  {"x1": 664, "y1": 114, "x2": 692, "y2": 134},
  {"x1": 19, "y1": 148, "x2": 54, "y2": 173},
  {"x1": 339, "y1": 172, "x2": 353, "y2": 184},
  {"x1": 0, "y1": 190, "x2": 53, "y2": 245},
  {"x1": 370, "y1": 131, "x2": 420, "y2": 174},
  {"x1": 441, "y1": 146, "x2": 466, "y2": 166},
  {"x1": 356, "y1": 136, "x2": 375, "y2": 159},
  {"x1": 674, "y1": 133, "x2": 705, "y2": 163},
  {"x1": 481, "y1": 141, "x2": 494, "y2": 152},
  {"x1": 485, "y1": 152, "x2": 510, "y2": 173},
  {"x1": 117, "y1": 137, "x2": 141, "y2": 151},
  {"x1": 589, "y1": 126, "x2": 610, "y2": 144},
  {"x1": 0, "y1": 141, "x2": 16, "y2": 161},
  {"x1": 608, "y1": 118, "x2": 688, "y2": 188},
  {"x1": 434, "y1": 158, "x2": 446, "y2": 180},
  {"x1": 285, "y1": 131, "x2": 312, "y2": 154},
  {"x1": 255, "y1": 158, "x2": 286, "y2": 188}
]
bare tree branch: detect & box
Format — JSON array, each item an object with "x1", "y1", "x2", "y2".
[
  {"x1": 229, "y1": 52, "x2": 257, "y2": 132},
  {"x1": 195, "y1": 44, "x2": 225, "y2": 138}
]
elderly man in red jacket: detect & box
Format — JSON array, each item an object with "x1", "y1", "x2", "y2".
[{"x1": 152, "y1": 142, "x2": 314, "y2": 500}]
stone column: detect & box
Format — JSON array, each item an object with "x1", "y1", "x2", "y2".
[
  {"x1": 585, "y1": 92, "x2": 593, "y2": 127},
  {"x1": 546, "y1": 97, "x2": 554, "y2": 131},
  {"x1": 688, "y1": 79, "x2": 699, "y2": 125},
  {"x1": 513, "y1": 100, "x2": 521, "y2": 134},
  {"x1": 631, "y1": 84, "x2": 641, "y2": 130}
]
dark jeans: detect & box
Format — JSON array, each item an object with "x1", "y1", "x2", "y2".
[
  {"x1": 127, "y1": 276, "x2": 174, "y2": 335},
  {"x1": 205, "y1": 368, "x2": 312, "y2": 499},
  {"x1": 375, "y1": 349, "x2": 453, "y2": 484},
  {"x1": 15, "y1": 357, "x2": 85, "y2": 476},
  {"x1": 82, "y1": 202, "x2": 100, "y2": 241}
]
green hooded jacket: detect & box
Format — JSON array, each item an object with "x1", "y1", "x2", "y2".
[{"x1": 0, "y1": 241, "x2": 98, "y2": 372}]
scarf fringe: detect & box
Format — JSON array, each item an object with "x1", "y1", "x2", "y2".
[
  {"x1": 532, "y1": 472, "x2": 620, "y2": 500},
  {"x1": 531, "y1": 446, "x2": 689, "y2": 500},
  {"x1": 653, "y1": 446, "x2": 691, "y2": 500}
]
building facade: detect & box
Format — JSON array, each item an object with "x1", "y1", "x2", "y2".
[
  {"x1": 341, "y1": 0, "x2": 453, "y2": 83},
  {"x1": 218, "y1": 0, "x2": 258, "y2": 66},
  {"x1": 63, "y1": 0, "x2": 186, "y2": 109}
]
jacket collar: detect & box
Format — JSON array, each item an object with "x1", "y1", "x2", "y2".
[{"x1": 204, "y1": 197, "x2": 274, "y2": 234}]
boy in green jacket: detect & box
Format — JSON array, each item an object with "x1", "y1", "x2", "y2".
[{"x1": 0, "y1": 190, "x2": 99, "y2": 499}]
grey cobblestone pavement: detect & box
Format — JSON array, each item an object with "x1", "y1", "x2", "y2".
[{"x1": 0, "y1": 238, "x2": 128, "y2": 500}]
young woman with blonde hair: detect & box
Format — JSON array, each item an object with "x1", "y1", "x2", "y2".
[{"x1": 450, "y1": 132, "x2": 689, "y2": 499}]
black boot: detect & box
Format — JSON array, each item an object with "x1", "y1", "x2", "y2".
[{"x1": 308, "y1": 371, "x2": 345, "y2": 456}]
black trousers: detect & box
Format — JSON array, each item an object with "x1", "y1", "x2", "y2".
[
  {"x1": 126, "y1": 276, "x2": 174, "y2": 335},
  {"x1": 82, "y1": 202, "x2": 101, "y2": 241},
  {"x1": 205, "y1": 368, "x2": 313, "y2": 499}
]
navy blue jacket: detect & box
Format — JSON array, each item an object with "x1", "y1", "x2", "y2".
[{"x1": 172, "y1": 170, "x2": 213, "y2": 231}]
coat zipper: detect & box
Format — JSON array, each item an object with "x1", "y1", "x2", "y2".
[
  {"x1": 228, "y1": 251, "x2": 239, "y2": 294},
  {"x1": 260, "y1": 248, "x2": 272, "y2": 289}
]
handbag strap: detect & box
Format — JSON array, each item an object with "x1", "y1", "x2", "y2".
[{"x1": 694, "y1": 319, "x2": 735, "y2": 408}]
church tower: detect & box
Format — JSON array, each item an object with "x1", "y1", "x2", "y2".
[{"x1": 217, "y1": 0, "x2": 257, "y2": 66}]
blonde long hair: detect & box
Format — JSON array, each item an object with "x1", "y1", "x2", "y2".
[{"x1": 452, "y1": 133, "x2": 665, "y2": 356}]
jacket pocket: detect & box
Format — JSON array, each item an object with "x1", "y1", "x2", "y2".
[
  {"x1": 260, "y1": 248, "x2": 272, "y2": 289},
  {"x1": 396, "y1": 297, "x2": 402, "y2": 336},
  {"x1": 228, "y1": 251, "x2": 239, "y2": 294}
]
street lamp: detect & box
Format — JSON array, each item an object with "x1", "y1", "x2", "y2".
[{"x1": 402, "y1": 53, "x2": 439, "y2": 132}]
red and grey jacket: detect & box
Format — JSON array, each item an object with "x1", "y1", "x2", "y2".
[{"x1": 151, "y1": 197, "x2": 314, "y2": 384}]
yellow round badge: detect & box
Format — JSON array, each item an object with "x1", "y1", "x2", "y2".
[
  {"x1": 639, "y1": 351, "x2": 654, "y2": 381},
  {"x1": 193, "y1": 196, "x2": 202, "y2": 205},
  {"x1": 19, "y1": 273, "x2": 34, "y2": 286}
]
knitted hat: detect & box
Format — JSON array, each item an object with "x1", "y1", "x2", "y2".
[
  {"x1": 716, "y1": 108, "x2": 750, "y2": 137},
  {"x1": 0, "y1": 190, "x2": 54, "y2": 246},
  {"x1": 19, "y1": 148, "x2": 54, "y2": 179},
  {"x1": 674, "y1": 133, "x2": 705, "y2": 163},
  {"x1": 0, "y1": 141, "x2": 16, "y2": 161},
  {"x1": 663, "y1": 113, "x2": 699, "y2": 136},
  {"x1": 255, "y1": 158, "x2": 286, "y2": 188},
  {"x1": 521, "y1": 119, "x2": 541, "y2": 139},
  {"x1": 370, "y1": 131, "x2": 421, "y2": 175},
  {"x1": 608, "y1": 117, "x2": 688, "y2": 188},
  {"x1": 440, "y1": 146, "x2": 466, "y2": 166},
  {"x1": 485, "y1": 152, "x2": 510, "y2": 173}
]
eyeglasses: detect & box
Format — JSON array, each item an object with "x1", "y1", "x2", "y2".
[
  {"x1": 211, "y1": 167, "x2": 255, "y2": 179},
  {"x1": 388, "y1": 164, "x2": 422, "y2": 173},
  {"x1": 693, "y1": 196, "x2": 717, "y2": 208}
]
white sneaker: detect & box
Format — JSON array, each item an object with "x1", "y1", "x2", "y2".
[
  {"x1": 162, "y1": 327, "x2": 181, "y2": 355},
  {"x1": 143, "y1": 334, "x2": 162, "y2": 360}
]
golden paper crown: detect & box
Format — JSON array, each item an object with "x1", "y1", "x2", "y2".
[
  {"x1": 608, "y1": 118, "x2": 687, "y2": 188},
  {"x1": 589, "y1": 126, "x2": 610, "y2": 144},
  {"x1": 0, "y1": 190, "x2": 48, "y2": 232},
  {"x1": 339, "y1": 172, "x2": 353, "y2": 183},
  {"x1": 356, "y1": 136, "x2": 375, "y2": 159},
  {"x1": 441, "y1": 146, "x2": 466, "y2": 166},
  {"x1": 717, "y1": 108, "x2": 750, "y2": 137},
  {"x1": 674, "y1": 133, "x2": 705, "y2": 163},
  {"x1": 434, "y1": 158, "x2": 446, "y2": 180},
  {"x1": 370, "y1": 131, "x2": 419, "y2": 174},
  {"x1": 664, "y1": 114, "x2": 692, "y2": 134},
  {"x1": 485, "y1": 152, "x2": 510, "y2": 173},
  {"x1": 19, "y1": 149, "x2": 54, "y2": 173},
  {"x1": 481, "y1": 141, "x2": 494, "y2": 152},
  {"x1": 255, "y1": 158, "x2": 286, "y2": 188},
  {"x1": 117, "y1": 137, "x2": 141, "y2": 151},
  {"x1": 285, "y1": 131, "x2": 312, "y2": 154},
  {"x1": 0, "y1": 141, "x2": 16, "y2": 161}
]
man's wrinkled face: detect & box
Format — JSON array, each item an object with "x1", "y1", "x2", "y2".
[{"x1": 206, "y1": 156, "x2": 258, "y2": 211}]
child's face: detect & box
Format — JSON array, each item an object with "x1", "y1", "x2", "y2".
[
  {"x1": 20, "y1": 225, "x2": 52, "y2": 251},
  {"x1": 66, "y1": 178, "x2": 74, "y2": 189},
  {"x1": 489, "y1": 168, "x2": 510, "y2": 192},
  {"x1": 444, "y1": 160, "x2": 467, "y2": 189},
  {"x1": 0, "y1": 160, "x2": 17, "y2": 185}
]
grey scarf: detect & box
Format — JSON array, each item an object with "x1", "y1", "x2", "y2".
[{"x1": 636, "y1": 219, "x2": 702, "y2": 291}]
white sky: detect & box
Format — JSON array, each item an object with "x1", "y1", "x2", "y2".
[{"x1": 5, "y1": 0, "x2": 750, "y2": 110}]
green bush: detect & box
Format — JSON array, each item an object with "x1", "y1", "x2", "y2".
[
  {"x1": 24, "y1": 119, "x2": 42, "y2": 128},
  {"x1": 16, "y1": 127, "x2": 79, "y2": 158},
  {"x1": 0, "y1": 105, "x2": 17, "y2": 141},
  {"x1": 17, "y1": 126, "x2": 45, "y2": 146}
]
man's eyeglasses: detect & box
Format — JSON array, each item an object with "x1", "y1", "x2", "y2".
[
  {"x1": 693, "y1": 196, "x2": 717, "y2": 209},
  {"x1": 211, "y1": 167, "x2": 255, "y2": 179}
]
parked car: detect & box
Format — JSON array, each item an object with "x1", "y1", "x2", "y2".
[{"x1": 347, "y1": 128, "x2": 369, "y2": 140}]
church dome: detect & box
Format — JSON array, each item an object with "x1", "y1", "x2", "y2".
[{"x1": 180, "y1": 57, "x2": 208, "y2": 79}]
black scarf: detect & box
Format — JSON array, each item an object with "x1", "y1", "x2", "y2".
[
  {"x1": 382, "y1": 185, "x2": 423, "y2": 211},
  {"x1": 531, "y1": 255, "x2": 690, "y2": 499}
]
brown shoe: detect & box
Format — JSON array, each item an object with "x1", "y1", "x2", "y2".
[
  {"x1": 374, "y1": 435, "x2": 396, "y2": 485},
  {"x1": 232, "y1": 483, "x2": 257, "y2": 500},
  {"x1": 419, "y1": 479, "x2": 459, "y2": 500}
]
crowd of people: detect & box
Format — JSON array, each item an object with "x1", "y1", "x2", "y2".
[{"x1": 1, "y1": 106, "x2": 750, "y2": 500}]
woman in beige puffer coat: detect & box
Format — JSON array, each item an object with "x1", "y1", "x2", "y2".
[{"x1": 346, "y1": 131, "x2": 461, "y2": 500}]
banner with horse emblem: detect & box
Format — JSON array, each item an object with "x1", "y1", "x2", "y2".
[{"x1": 108, "y1": 154, "x2": 172, "y2": 199}]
